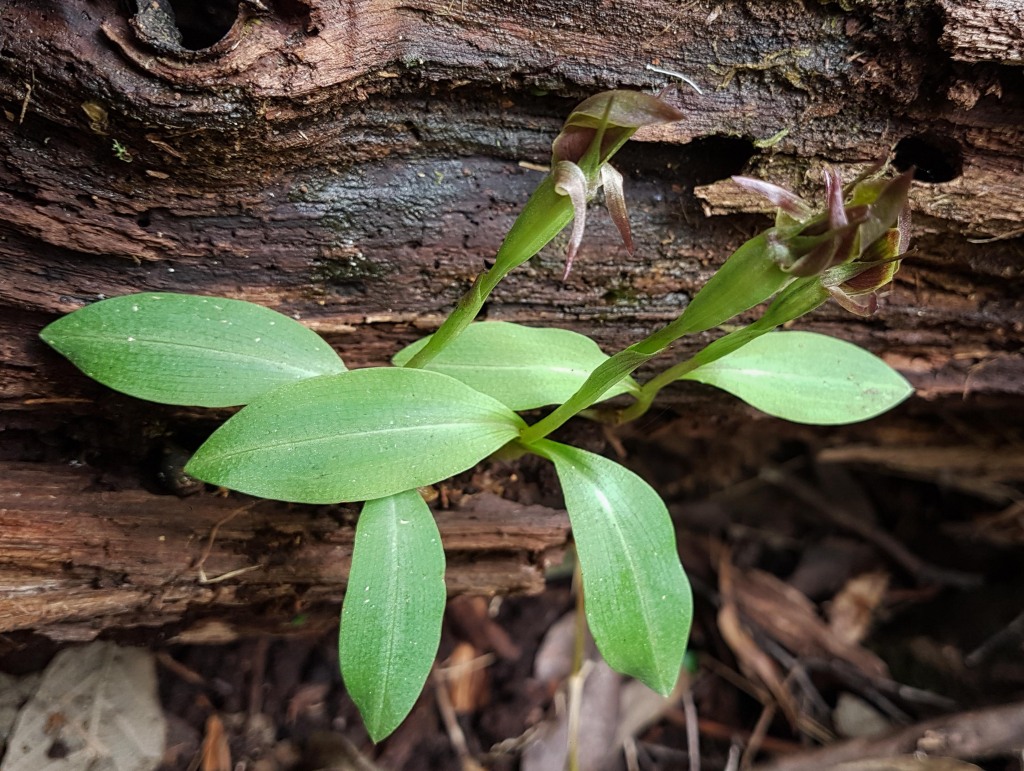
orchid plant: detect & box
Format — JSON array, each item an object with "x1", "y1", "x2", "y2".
[{"x1": 41, "y1": 90, "x2": 914, "y2": 742}]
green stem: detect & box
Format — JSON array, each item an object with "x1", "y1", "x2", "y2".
[
  {"x1": 520, "y1": 277, "x2": 830, "y2": 443},
  {"x1": 616, "y1": 278, "x2": 831, "y2": 424},
  {"x1": 403, "y1": 176, "x2": 574, "y2": 369},
  {"x1": 517, "y1": 324, "x2": 685, "y2": 444}
]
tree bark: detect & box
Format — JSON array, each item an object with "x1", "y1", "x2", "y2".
[{"x1": 1, "y1": 0, "x2": 1022, "y2": 635}]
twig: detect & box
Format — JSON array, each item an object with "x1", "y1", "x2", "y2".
[
  {"x1": 966, "y1": 608, "x2": 1024, "y2": 666},
  {"x1": 683, "y1": 687, "x2": 701, "y2": 771},
  {"x1": 248, "y1": 636, "x2": 270, "y2": 721},
  {"x1": 196, "y1": 504, "x2": 263, "y2": 584},
  {"x1": 724, "y1": 741, "x2": 742, "y2": 771},
  {"x1": 751, "y1": 701, "x2": 1024, "y2": 771},
  {"x1": 741, "y1": 702, "x2": 776, "y2": 770},
  {"x1": 434, "y1": 667, "x2": 472, "y2": 762},
  {"x1": 566, "y1": 660, "x2": 593, "y2": 771},
  {"x1": 760, "y1": 466, "x2": 982, "y2": 588},
  {"x1": 809, "y1": 657, "x2": 955, "y2": 713}
]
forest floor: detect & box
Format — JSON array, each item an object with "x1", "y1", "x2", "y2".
[{"x1": 1, "y1": 411, "x2": 1023, "y2": 771}]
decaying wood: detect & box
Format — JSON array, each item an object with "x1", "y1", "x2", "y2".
[
  {"x1": 0, "y1": 463, "x2": 568, "y2": 640},
  {"x1": 1, "y1": 0, "x2": 1022, "y2": 634}
]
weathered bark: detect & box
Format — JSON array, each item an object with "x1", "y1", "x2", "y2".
[
  {"x1": 1, "y1": 0, "x2": 1022, "y2": 635},
  {"x1": 0, "y1": 462, "x2": 568, "y2": 640}
]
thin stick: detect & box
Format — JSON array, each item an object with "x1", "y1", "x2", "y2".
[
  {"x1": 682, "y1": 687, "x2": 701, "y2": 771},
  {"x1": 567, "y1": 559, "x2": 588, "y2": 771},
  {"x1": 196, "y1": 504, "x2": 262, "y2": 584},
  {"x1": 741, "y1": 702, "x2": 776, "y2": 770}
]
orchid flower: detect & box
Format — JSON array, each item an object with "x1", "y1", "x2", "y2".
[
  {"x1": 732, "y1": 167, "x2": 913, "y2": 315},
  {"x1": 402, "y1": 90, "x2": 683, "y2": 370},
  {"x1": 548, "y1": 91, "x2": 683, "y2": 278}
]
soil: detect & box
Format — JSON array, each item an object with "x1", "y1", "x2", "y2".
[{"x1": 2, "y1": 413, "x2": 1022, "y2": 771}]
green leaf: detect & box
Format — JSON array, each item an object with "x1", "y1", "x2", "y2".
[
  {"x1": 681, "y1": 330, "x2": 913, "y2": 425},
  {"x1": 533, "y1": 440, "x2": 692, "y2": 695},
  {"x1": 340, "y1": 490, "x2": 446, "y2": 742},
  {"x1": 393, "y1": 322, "x2": 639, "y2": 410},
  {"x1": 186, "y1": 367, "x2": 525, "y2": 503},
  {"x1": 40, "y1": 293, "x2": 345, "y2": 407}
]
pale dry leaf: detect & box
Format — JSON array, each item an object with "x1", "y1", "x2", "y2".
[
  {"x1": 0, "y1": 673, "x2": 40, "y2": 746},
  {"x1": 833, "y1": 692, "x2": 891, "y2": 739},
  {"x1": 0, "y1": 641, "x2": 165, "y2": 771},
  {"x1": 521, "y1": 656, "x2": 622, "y2": 771},
  {"x1": 732, "y1": 567, "x2": 889, "y2": 679},
  {"x1": 613, "y1": 676, "x2": 685, "y2": 748},
  {"x1": 829, "y1": 571, "x2": 890, "y2": 646},
  {"x1": 534, "y1": 611, "x2": 594, "y2": 684}
]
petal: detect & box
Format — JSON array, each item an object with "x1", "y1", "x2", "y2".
[
  {"x1": 859, "y1": 170, "x2": 914, "y2": 249},
  {"x1": 565, "y1": 90, "x2": 684, "y2": 131},
  {"x1": 731, "y1": 176, "x2": 812, "y2": 218},
  {"x1": 828, "y1": 286, "x2": 877, "y2": 316},
  {"x1": 842, "y1": 261, "x2": 901, "y2": 294},
  {"x1": 601, "y1": 164, "x2": 634, "y2": 255},
  {"x1": 553, "y1": 161, "x2": 591, "y2": 279},
  {"x1": 552, "y1": 126, "x2": 598, "y2": 166},
  {"x1": 824, "y1": 167, "x2": 848, "y2": 229}
]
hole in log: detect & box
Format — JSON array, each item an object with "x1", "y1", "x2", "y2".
[
  {"x1": 683, "y1": 135, "x2": 759, "y2": 186},
  {"x1": 612, "y1": 134, "x2": 757, "y2": 187},
  {"x1": 166, "y1": 0, "x2": 241, "y2": 50},
  {"x1": 892, "y1": 133, "x2": 964, "y2": 183}
]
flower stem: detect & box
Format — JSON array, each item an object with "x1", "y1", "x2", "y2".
[{"x1": 403, "y1": 176, "x2": 573, "y2": 369}]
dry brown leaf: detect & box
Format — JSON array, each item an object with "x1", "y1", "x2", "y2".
[
  {"x1": 444, "y1": 642, "x2": 490, "y2": 715},
  {"x1": 717, "y1": 554, "x2": 801, "y2": 727},
  {"x1": 829, "y1": 571, "x2": 890, "y2": 646},
  {"x1": 201, "y1": 714, "x2": 231, "y2": 771},
  {"x1": 731, "y1": 567, "x2": 889, "y2": 680}
]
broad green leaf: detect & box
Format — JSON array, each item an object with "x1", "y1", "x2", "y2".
[
  {"x1": 681, "y1": 330, "x2": 913, "y2": 425},
  {"x1": 340, "y1": 490, "x2": 445, "y2": 742},
  {"x1": 40, "y1": 293, "x2": 345, "y2": 407},
  {"x1": 533, "y1": 440, "x2": 692, "y2": 695},
  {"x1": 186, "y1": 367, "x2": 525, "y2": 503},
  {"x1": 393, "y1": 322, "x2": 640, "y2": 410}
]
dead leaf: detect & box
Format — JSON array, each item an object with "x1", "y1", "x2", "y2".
[
  {"x1": 521, "y1": 657, "x2": 622, "y2": 771},
  {"x1": 443, "y1": 642, "x2": 490, "y2": 715},
  {"x1": 286, "y1": 682, "x2": 331, "y2": 725},
  {"x1": 201, "y1": 714, "x2": 231, "y2": 771},
  {"x1": 0, "y1": 673, "x2": 40, "y2": 747},
  {"x1": 0, "y1": 642, "x2": 165, "y2": 771},
  {"x1": 447, "y1": 594, "x2": 520, "y2": 660},
  {"x1": 731, "y1": 566, "x2": 889, "y2": 680},
  {"x1": 829, "y1": 571, "x2": 890, "y2": 646},
  {"x1": 613, "y1": 676, "x2": 685, "y2": 748},
  {"x1": 833, "y1": 692, "x2": 891, "y2": 739},
  {"x1": 718, "y1": 554, "x2": 801, "y2": 727}
]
